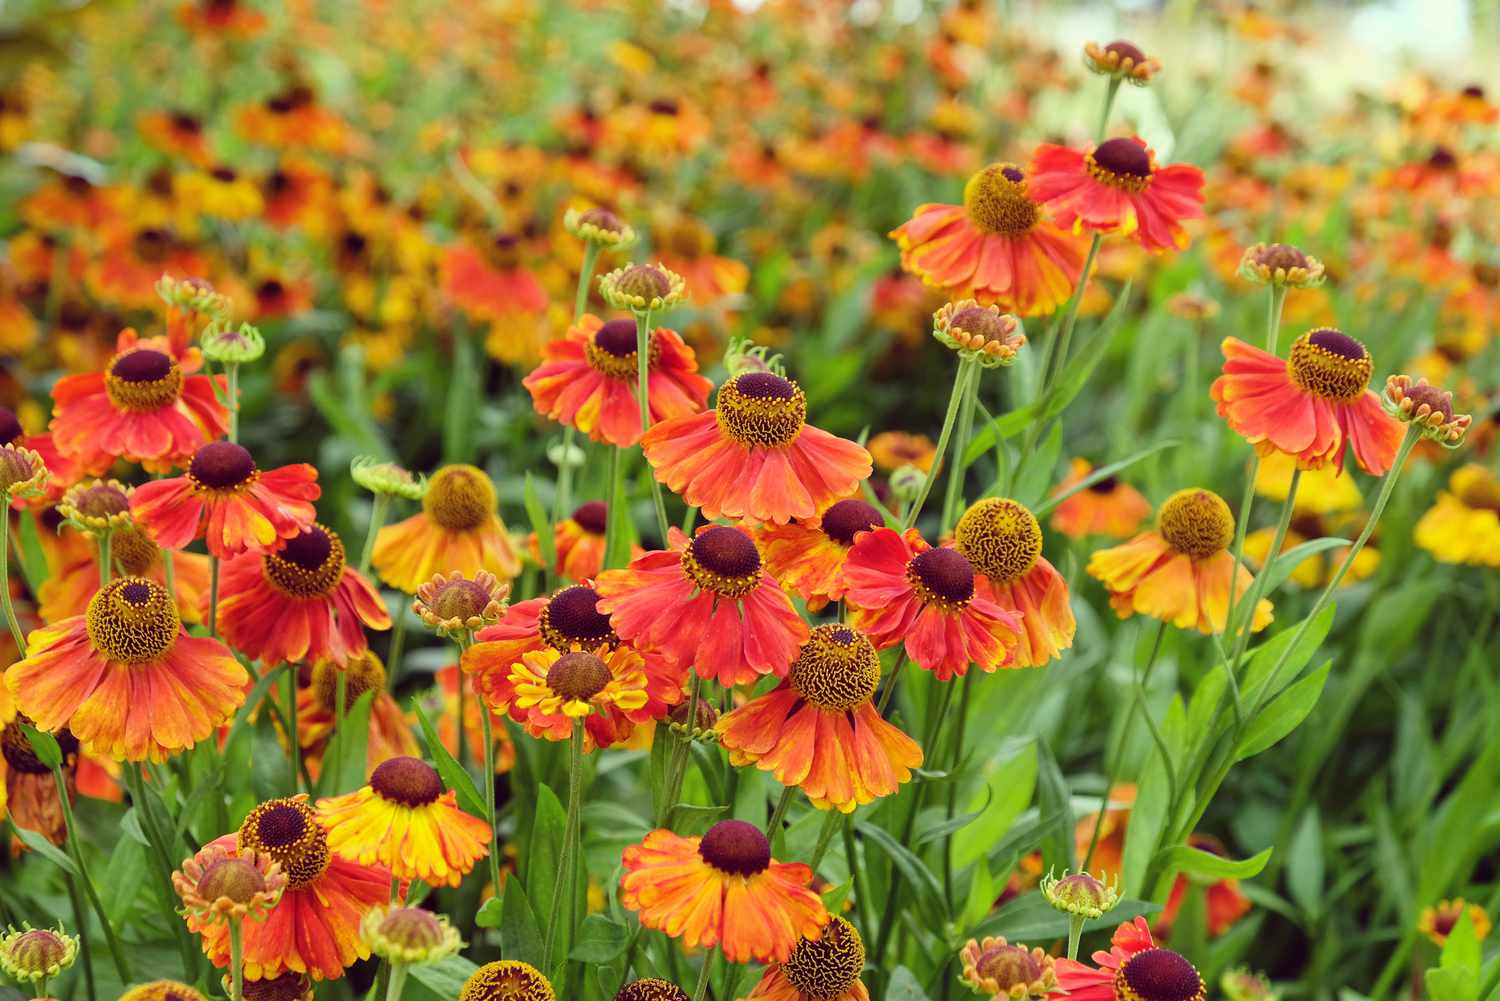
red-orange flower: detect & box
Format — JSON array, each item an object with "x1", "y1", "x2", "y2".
[
  {"x1": 49, "y1": 329, "x2": 228, "y2": 474},
  {"x1": 890, "y1": 162, "x2": 1088, "y2": 315},
  {"x1": 131, "y1": 442, "x2": 320, "y2": 559},
  {"x1": 523, "y1": 314, "x2": 711, "y2": 448},
  {"x1": 596, "y1": 526, "x2": 809, "y2": 687},
  {"x1": 843, "y1": 527, "x2": 1019, "y2": 680},
  {"x1": 37, "y1": 522, "x2": 211, "y2": 625},
  {"x1": 756, "y1": 498, "x2": 886, "y2": 613},
  {"x1": 193, "y1": 797, "x2": 389, "y2": 981},
  {"x1": 620, "y1": 821, "x2": 828, "y2": 964},
  {"x1": 1028, "y1": 138, "x2": 1205, "y2": 252},
  {"x1": 1055, "y1": 917, "x2": 1205, "y2": 1001},
  {"x1": 717, "y1": 626, "x2": 921, "y2": 812},
  {"x1": 1211, "y1": 329, "x2": 1404, "y2": 474},
  {"x1": 6, "y1": 578, "x2": 247, "y2": 761},
  {"x1": 1049, "y1": 459, "x2": 1153, "y2": 540},
  {"x1": 1160, "y1": 835, "x2": 1252, "y2": 938},
  {"x1": 439, "y1": 236, "x2": 547, "y2": 322},
  {"x1": 538, "y1": 502, "x2": 609, "y2": 581},
  {"x1": 954, "y1": 499, "x2": 1076, "y2": 668},
  {"x1": 216, "y1": 524, "x2": 389, "y2": 668},
  {"x1": 641, "y1": 371, "x2": 872, "y2": 525}
]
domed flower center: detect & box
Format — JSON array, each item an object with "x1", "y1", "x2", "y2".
[
  {"x1": 572, "y1": 501, "x2": 608, "y2": 535},
  {"x1": 546, "y1": 651, "x2": 612, "y2": 702},
  {"x1": 112, "y1": 525, "x2": 161, "y2": 576},
  {"x1": 1114, "y1": 948, "x2": 1205, "y2": 1001},
  {"x1": 1088, "y1": 138, "x2": 1154, "y2": 190},
  {"x1": 263, "y1": 525, "x2": 345, "y2": 598},
  {"x1": 1287, "y1": 328, "x2": 1372, "y2": 401},
  {"x1": 238, "y1": 798, "x2": 331, "y2": 889},
  {"x1": 819, "y1": 499, "x2": 883, "y2": 546},
  {"x1": 697, "y1": 819, "x2": 771, "y2": 876},
  {"x1": 1105, "y1": 39, "x2": 1146, "y2": 63},
  {"x1": 1403, "y1": 384, "x2": 1454, "y2": 421},
  {"x1": 312, "y1": 652, "x2": 387, "y2": 712},
  {"x1": 782, "y1": 916, "x2": 865, "y2": 999},
  {"x1": 460, "y1": 960, "x2": 556, "y2": 1001},
  {"x1": 614, "y1": 978, "x2": 691, "y2": 1001},
  {"x1": 377, "y1": 907, "x2": 448, "y2": 949},
  {"x1": 788, "y1": 625, "x2": 880, "y2": 712},
  {"x1": 196, "y1": 857, "x2": 268, "y2": 904},
  {"x1": 973, "y1": 941, "x2": 1042, "y2": 991},
  {"x1": 715, "y1": 372, "x2": 807, "y2": 448},
  {"x1": 189, "y1": 441, "x2": 258, "y2": 491},
  {"x1": 106, "y1": 349, "x2": 183, "y2": 412},
  {"x1": 615, "y1": 264, "x2": 672, "y2": 301},
  {"x1": 0, "y1": 445, "x2": 40, "y2": 494},
  {"x1": 954, "y1": 498, "x2": 1042, "y2": 584},
  {"x1": 1429, "y1": 146, "x2": 1458, "y2": 170},
  {"x1": 681, "y1": 526, "x2": 762, "y2": 599},
  {"x1": 1250, "y1": 243, "x2": 1310, "y2": 273},
  {"x1": 539, "y1": 585, "x2": 618, "y2": 650},
  {"x1": 423, "y1": 465, "x2": 495, "y2": 532},
  {"x1": 585, "y1": 319, "x2": 657, "y2": 379},
  {"x1": 431, "y1": 578, "x2": 494, "y2": 622},
  {"x1": 963, "y1": 163, "x2": 1039, "y2": 236},
  {"x1": 69, "y1": 482, "x2": 131, "y2": 521},
  {"x1": 241, "y1": 972, "x2": 313, "y2": 1001},
  {"x1": 906, "y1": 546, "x2": 975, "y2": 607},
  {"x1": 86, "y1": 577, "x2": 180, "y2": 662},
  {"x1": 0, "y1": 406, "x2": 23, "y2": 444},
  {"x1": 369, "y1": 756, "x2": 444, "y2": 807},
  {"x1": 4, "y1": 927, "x2": 72, "y2": 974},
  {"x1": 1157, "y1": 489, "x2": 1234, "y2": 559},
  {"x1": 1, "y1": 718, "x2": 76, "y2": 774},
  {"x1": 579, "y1": 208, "x2": 626, "y2": 234},
  {"x1": 949, "y1": 305, "x2": 1011, "y2": 343}
]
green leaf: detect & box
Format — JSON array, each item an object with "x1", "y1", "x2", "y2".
[
  {"x1": 1426, "y1": 968, "x2": 1479, "y2": 1001},
  {"x1": 1255, "y1": 537, "x2": 1353, "y2": 594},
  {"x1": 414, "y1": 701, "x2": 488, "y2": 818},
  {"x1": 443, "y1": 329, "x2": 481, "y2": 462},
  {"x1": 15, "y1": 827, "x2": 78, "y2": 876},
  {"x1": 15, "y1": 510, "x2": 48, "y2": 596},
  {"x1": 527, "y1": 784, "x2": 568, "y2": 922},
  {"x1": 315, "y1": 690, "x2": 374, "y2": 797},
  {"x1": 409, "y1": 955, "x2": 481, "y2": 1001},
  {"x1": 1035, "y1": 738, "x2": 1075, "y2": 873},
  {"x1": 1031, "y1": 437, "x2": 1180, "y2": 518},
  {"x1": 1241, "y1": 603, "x2": 1336, "y2": 707},
  {"x1": 886, "y1": 966, "x2": 932, "y2": 1001},
  {"x1": 1440, "y1": 907, "x2": 1483, "y2": 973},
  {"x1": 497, "y1": 880, "x2": 546, "y2": 967},
  {"x1": 1286, "y1": 809, "x2": 1324, "y2": 919},
  {"x1": 973, "y1": 890, "x2": 1160, "y2": 941},
  {"x1": 855, "y1": 821, "x2": 947, "y2": 930},
  {"x1": 569, "y1": 914, "x2": 629, "y2": 963},
  {"x1": 821, "y1": 875, "x2": 854, "y2": 916},
  {"x1": 20, "y1": 724, "x2": 62, "y2": 770},
  {"x1": 1235, "y1": 660, "x2": 1331, "y2": 760},
  {"x1": 1152, "y1": 844, "x2": 1272, "y2": 882},
  {"x1": 914, "y1": 785, "x2": 993, "y2": 847},
  {"x1": 524, "y1": 472, "x2": 557, "y2": 572}
]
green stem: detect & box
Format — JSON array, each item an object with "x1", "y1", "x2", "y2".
[
  {"x1": 602, "y1": 446, "x2": 629, "y2": 570},
  {"x1": 1, "y1": 524, "x2": 26, "y2": 651},
  {"x1": 227, "y1": 363, "x2": 240, "y2": 442},
  {"x1": 359, "y1": 494, "x2": 390, "y2": 576},
  {"x1": 657, "y1": 674, "x2": 703, "y2": 826},
  {"x1": 940, "y1": 364, "x2": 981, "y2": 534},
  {"x1": 902, "y1": 359, "x2": 976, "y2": 532},
  {"x1": 876, "y1": 651, "x2": 907, "y2": 715},
  {"x1": 208, "y1": 555, "x2": 220, "y2": 636},
  {"x1": 766, "y1": 786, "x2": 795, "y2": 837},
  {"x1": 1043, "y1": 232, "x2": 1103, "y2": 389},
  {"x1": 1066, "y1": 915, "x2": 1086, "y2": 961},
  {"x1": 387, "y1": 593, "x2": 409, "y2": 681},
  {"x1": 62, "y1": 875, "x2": 96, "y2": 1001},
  {"x1": 124, "y1": 762, "x2": 198, "y2": 979},
  {"x1": 635, "y1": 310, "x2": 671, "y2": 543},
  {"x1": 690, "y1": 952, "x2": 714, "y2": 1001},
  {"x1": 479, "y1": 678, "x2": 503, "y2": 896},
  {"x1": 1225, "y1": 469, "x2": 1302, "y2": 678},
  {"x1": 1096, "y1": 77, "x2": 1123, "y2": 140},
  {"x1": 574, "y1": 244, "x2": 601, "y2": 323},
  {"x1": 163, "y1": 549, "x2": 176, "y2": 605},
  {"x1": 97, "y1": 532, "x2": 111, "y2": 586},
  {"x1": 335, "y1": 669, "x2": 348, "y2": 779},
  {"x1": 229, "y1": 918, "x2": 245, "y2": 1001},
  {"x1": 286, "y1": 669, "x2": 301, "y2": 793},
  {"x1": 543, "y1": 719, "x2": 585, "y2": 968},
  {"x1": 52, "y1": 763, "x2": 131, "y2": 986},
  {"x1": 808, "y1": 809, "x2": 841, "y2": 871},
  {"x1": 385, "y1": 961, "x2": 409, "y2": 1001}
]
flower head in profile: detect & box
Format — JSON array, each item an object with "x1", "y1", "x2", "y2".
[
  {"x1": 1211, "y1": 328, "x2": 1403, "y2": 474},
  {"x1": 0, "y1": 925, "x2": 78, "y2": 986},
  {"x1": 620, "y1": 820, "x2": 829, "y2": 964},
  {"x1": 58, "y1": 480, "x2": 133, "y2": 536},
  {"x1": 373, "y1": 464, "x2": 521, "y2": 592},
  {"x1": 756, "y1": 497, "x2": 886, "y2": 612},
  {"x1": 362, "y1": 906, "x2": 463, "y2": 965},
  {"x1": 130, "y1": 441, "x2": 320, "y2": 558},
  {"x1": 743, "y1": 916, "x2": 869, "y2": 1000},
  {"x1": 1041, "y1": 869, "x2": 1121, "y2": 920},
  {"x1": 461, "y1": 960, "x2": 555, "y2": 1001},
  {"x1": 596, "y1": 526, "x2": 809, "y2": 686},
  {"x1": 414, "y1": 570, "x2": 509, "y2": 638},
  {"x1": 1220, "y1": 969, "x2": 1278, "y2": 1001},
  {"x1": 1088, "y1": 488, "x2": 1272, "y2": 635},
  {"x1": 1050, "y1": 460, "x2": 1152, "y2": 540},
  {"x1": 1418, "y1": 898, "x2": 1491, "y2": 947},
  {"x1": 843, "y1": 527, "x2": 1020, "y2": 679},
  {"x1": 1383, "y1": 375, "x2": 1470, "y2": 447},
  {"x1": 541, "y1": 501, "x2": 619, "y2": 581},
  {"x1": 615, "y1": 979, "x2": 690, "y2": 1001},
  {"x1": 717, "y1": 625, "x2": 922, "y2": 812},
  {"x1": 7, "y1": 577, "x2": 247, "y2": 761},
  {"x1": 1238, "y1": 243, "x2": 1325, "y2": 289},
  {"x1": 890, "y1": 162, "x2": 1089, "y2": 315},
  {"x1": 642, "y1": 370, "x2": 872, "y2": 525},
  {"x1": 1083, "y1": 40, "x2": 1161, "y2": 84},
  {"x1": 1055, "y1": 916, "x2": 1205, "y2": 1001},
  {"x1": 933, "y1": 301, "x2": 1026, "y2": 367},
  {"x1": 157, "y1": 274, "x2": 231, "y2": 318},
  {"x1": 598, "y1": 262, "x2": 686, "y2": 314},
  {"x1": 564, "y1": 206, "x2": 637, "y2": 250},
  {"x1": 959, "y1": 936, "x2": 1056, "y2": 999},
  {"x1": 0, "y1": 444, "x2": 48, "y2": 501},
  {"x1": 955, "y1": 498, "x2": 1076, "y2": 667},
  {"x1": 1028, "y1": 137, "x2": 1205, "y2": 252},
  {"x1": 350, "y1": 456, "x2": 427, "y2": 500},
  {"x1": 172, "y1": 843, "x2": 287, "y2": 925},
  {"x1": 1414, "y1": 465, "x2": 1500, "y2": 567}
]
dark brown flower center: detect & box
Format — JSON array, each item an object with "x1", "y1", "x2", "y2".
[
  {"x1": 820, "y1": 499, "x2": 883, "y2": 545},
  {"x1": 112, "y1": 350, "x2": 172, "y2": 382},
  {"x1": 1089, "y1": 475, "x2": 1120, "y2": 494},
  {"x1": 1105, "y1": 40, "x2": 1146, "y2": 63},
  {"x1": 1094, "y1": 137, "x2": 1153, "y2": 178},
  {"x1": 0, "y1": 407, "x2": 21, "y2": 445},
  {"x1": 86, "y1": 577, "x2": 179, "y2": 662},
  {"x1": 239, "y1": 798, "x2": 330, "y2": 889},
  {"x1": 572, "y1": 501, "x2": 608, "y2": 535},
  {"x1": 264, "y1": 525, "x2": 345, "y2": 598},
  {"x1": 1, "y1": 718, "x2": 77, "y2": 774},
  {"x1": 1115, "y1": 948, "x2": 1205, "y2": 1001},
  {"x1": 1251, "y1": 243, "x2": 1310, "y2": 273},
  {"x1": 594, "y1": 319, "x2": 640, "y2": 357},
  {"x1": 906, "y1": 547, "x2": 975, "y2": 605},
  {"x1": 1288, "y1": 328, "x2": 1372, "y2": 402},
  {"x1": 689, "y1": 526, "x2": 760, "y2": 578},
  {"x1": 106, "y1": 350, "x2": 183, "y2": 411},
  {"x1": 1404, "y1": 384, "x2": 1454, "y2": 421},
  {"x1": 697, "y1": 819, "x2": 771, "y2": 876},
  {"x1": 716, "y1": 373, "x2": 807, "y2": 448},
  {"x1": 190, "y1": 441, "x2": 257, "y2": 490},
  {"x1": 540, "y1": 585, "x2": 617, "y2": 649},
  {"x1": 369, "y1": 756, "x2": 444, "y2": 807},
  {"x1": 240, "y1": 971, "x2": 312, "y2": 1001},
  {"x1": 546, "y1": 651, "x2": 612, "y2": 702}
]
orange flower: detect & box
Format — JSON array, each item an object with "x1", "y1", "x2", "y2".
[
  {"x1": 6, "y1": 578, "x2": 247, "y2": 761},
  {"x1": 317, "y1": 757, "x2": 491, "y2": 888},
  {"x1": 541, "y1": 502, "x2": 609, "y2": 581},
  {"x1": 138, "y1": 110, "x2": 211, "y2": 164},
  {"x1": 843, "y1": 527, "x2": 1019, "y2": 680},
  {"x1": 37, "y1": 522, "x2": 211, "y2": 625},
  {"x1": 1049, "y1": 459, "x2": 1153, "y2": 540},
  {"x1": 1160, "y1": 835, "x2": 1251, "y2": 938},
  {"x1": 1028, "y1": 138, "x2": 1205, "y2": 252},
  {"x1": 890, "y1": 162, "x2": 1089, "y2": 315},
  {"x1": 131, "y1": 442, "x2": 319, "y2": 559},
  {"x1": 641, "y1": 371, "x2": 871, "y2": 525},
  {"x1": 503, "y1": 646, "x2": 655, "y2": 747},
  {"x1": 372, "y1": 465, "x2": 521, "y2": 593},
  {"x1": 49, "y1": 329, "x2": 228, "y2": 475},
  {"x1": 756, "y1": 498, "x2": 886, "y2": 613},
  {"x1": 867, "y1": 431, "x2": 936, "y2": 473},
  {"x1": 193, "y1": 797, "x2": 389, "y2": 980},
  {"x1": 595, "y1": 526, "x2": 809, "y2": 687},
  {"x1": 217, "y1": 524, "x2": 390, "y2": 668},
  {"x1": 440, "y1": 236, "x2": 547, "y2": 323},
  {"x1": 620, "y1": 821, "x2": 828, "y2": 964},
  {"x1": 523, "y1": 314, "x2": 711, "y2": 448},
  {"x1": 954, "y1": 499, "x2": 1076, "y2": 667},
  {"x1": 717, "y1": 625, "x2": 921, "y2": 812},
  {"x1": 296, "y1": 656, "x2": 419, "y2": 780},
  {"x1": 1211, "y1": 329, "x2": 1404, "y2": 474},
  {"x1": 741, "y1": 916, "x2": 869, "y2": 1001},
  {"x1": 177, "y1": 0, "x2": 266, "y2": 36},
  {"x1": 1055, "y1": 917, "x2": 1204, "y2": 1001},
  {"x1": 1087, "y1": 489, "x2": 1272, "y2": 635}
]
